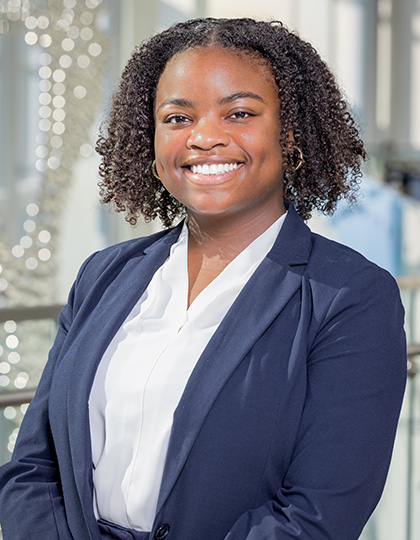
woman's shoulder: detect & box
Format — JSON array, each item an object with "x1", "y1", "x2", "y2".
[
  {"x1": 57, "y1": 226, "x2": 182, "y2": 326},
  {"x1": 283, "y1": 202, "x2": 397, "y2": 290},
  {"x1": 92, "y1": 227, "x2": 172, "y2": 261},
  {"x1": 307, "y1": 231, "x2": 400, "y2": 298},
  {"x1": 310, "y1": 231, "x2": 376, "y2": 267},
  {"x1": 69, "y1": 225, "x2": 180, "y2": 296}
]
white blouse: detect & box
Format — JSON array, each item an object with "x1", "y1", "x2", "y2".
[{"x1": 88, "y1": 213, "x2": 286, "y2": 531}]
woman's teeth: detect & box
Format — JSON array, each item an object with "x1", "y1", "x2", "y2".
[{"x1": 190, "y1": 163, "x2": 239, "y2": 175}]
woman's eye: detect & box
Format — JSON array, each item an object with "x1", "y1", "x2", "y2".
[
  {"x1": 163, "y1": 115, "x2": 189, "y2": 125},
  {"x1": 230, "y1": 111, "x2": 253, "y2": 120}
]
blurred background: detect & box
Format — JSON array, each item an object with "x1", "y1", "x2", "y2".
[{"x1": 0, "y1": 0, "x2": 419, "y2": 538}]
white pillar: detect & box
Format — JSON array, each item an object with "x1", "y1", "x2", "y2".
[
  {"x1": 119, "y1": 0, "x2": 159, "y2": 70},
  {"x1": 330, "y1": 0, "x2": 366, "y2": 117},
  {"x1": 408, "y1": 1, "x2": 420, "y2": 149},
  {"x1": 390, "y1": 0, "x2": 414, "y2": 149}
]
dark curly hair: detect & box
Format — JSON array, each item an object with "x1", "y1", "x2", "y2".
[{"x1": 96, "y1": 18, "x2": 366, "y2": 227}]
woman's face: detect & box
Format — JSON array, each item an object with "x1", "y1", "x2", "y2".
[{"x1": 154, "y1": 47, "x2": 285, "y2": 225}]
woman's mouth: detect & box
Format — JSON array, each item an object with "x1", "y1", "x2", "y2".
[
  {"x1": 189, "y1": 163, "x2": 239, "y2": 175},
  {"x1": 183, "y1": 162, "x2": 243, "y2": 185}
]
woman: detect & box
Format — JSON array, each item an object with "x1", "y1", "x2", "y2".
[{"x1": 0, "y1": 18, "x2": 406, "y2": 540}]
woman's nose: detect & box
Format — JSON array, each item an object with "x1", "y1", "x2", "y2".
[{"x1": 186, "y1": 117, "x2": 230, "y2": 150}]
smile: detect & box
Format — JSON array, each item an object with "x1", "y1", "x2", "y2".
[{"x1": 189, "y1": 163, "x2": 239, "y2": 175}]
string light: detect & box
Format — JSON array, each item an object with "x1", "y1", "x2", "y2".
[{"x1": 0, "y1": 0, "x2": 108, "y2": 457}]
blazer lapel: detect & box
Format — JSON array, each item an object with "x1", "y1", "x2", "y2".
[
  {"x1": 156, "y1": 204, "x2": 312, "y2": 515},
  {"x1": 64, "y1": 224, "x2": 183, "y2": 529}
]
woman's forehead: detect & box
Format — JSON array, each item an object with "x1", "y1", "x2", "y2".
[
  {"x1": 155, "y1": 47, "x2": 278, "y2": 104},
  {"x1": 164, "y1": 46, "x2": 274, "y2": 76}
]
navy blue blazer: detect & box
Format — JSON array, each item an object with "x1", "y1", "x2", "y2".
[{"x1": 0, "y1": 202, "x2": 407, "y2": 540}]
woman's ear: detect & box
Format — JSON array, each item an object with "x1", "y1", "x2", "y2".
[{"x1": 287, "y1": 130, "x2": 296, "y2": 144}]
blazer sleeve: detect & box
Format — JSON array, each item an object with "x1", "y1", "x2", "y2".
[
  {"x1": 0, "y1": 254, "x2": 96, "y2": 540},
  {"x1": 224, "y1": 266, "x2": 407, "y2": 539}
]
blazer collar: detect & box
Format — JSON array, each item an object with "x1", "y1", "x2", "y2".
[{"x1": 268, "y1": 199, "x2": 311, "y2": 266}]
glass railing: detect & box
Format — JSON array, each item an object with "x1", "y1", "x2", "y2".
[
  {"x1": 0, "y1": 305, "x2": 62, "y2": 540},
  {"x1": 360, "y1": 345, "x2": 420, "y2": 540},
  {"x1": 0, "y1": 305, "x2": 62, "y2": 466},
  {"x1": 360, "y1": 277, "x2": 420, "y2": 540}
]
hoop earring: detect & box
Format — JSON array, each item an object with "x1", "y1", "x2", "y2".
[
  {"x1": 152, "y1": 159, "x2": 161, "y2": 180},
  {"x1": 291, "y1": 147, "x2": 304, "y2": 171}
]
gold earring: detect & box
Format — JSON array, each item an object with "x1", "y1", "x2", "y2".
[
  {"x1": 292, "y1": 147, "x2": 304, "y2": 171},
  {"x1": 152, "y1": 159, "x2": 161, "y2": 180}
]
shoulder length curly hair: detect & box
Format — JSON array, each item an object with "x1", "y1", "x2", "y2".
[{"x1": 96, "y1": 18, "x2": 366, "y2": 227}]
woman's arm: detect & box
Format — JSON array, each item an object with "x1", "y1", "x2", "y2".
[
  {"x1": 0, "y1": 254, "x2": 97, "y2": 540},
  {"x1": 224, "y1": 267, "x2": 407, "y2": 539}
]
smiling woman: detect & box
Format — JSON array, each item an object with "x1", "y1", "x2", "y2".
[
  {"x1": 0, "y1": 17, "x2": 407, "y2": 540},
  {"x1": 154, "y1": 48, "x2": 284, "y2": 231}
]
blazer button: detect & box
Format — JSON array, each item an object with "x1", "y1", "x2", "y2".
[{"x1": 155, "y1": 523, "x2": 170, "y2": 539}]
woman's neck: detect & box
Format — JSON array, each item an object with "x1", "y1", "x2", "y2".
[
  {"x1": 185, "y1": 206, "x2": 286, "y2": 307},
  {"x1": 186, "y1": 204, "x2": 286, "y2": 259}
]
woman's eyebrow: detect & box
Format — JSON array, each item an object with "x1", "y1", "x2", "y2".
[
  {"x1": 156, "y1": 98, "x2": 194, "y2": 112},
  {"x1": 217, "y1": 92, "x2": 265, "y2": 105},
  {"x1": 156, "y1": 92, "x2": 265, "y2": 113}
]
